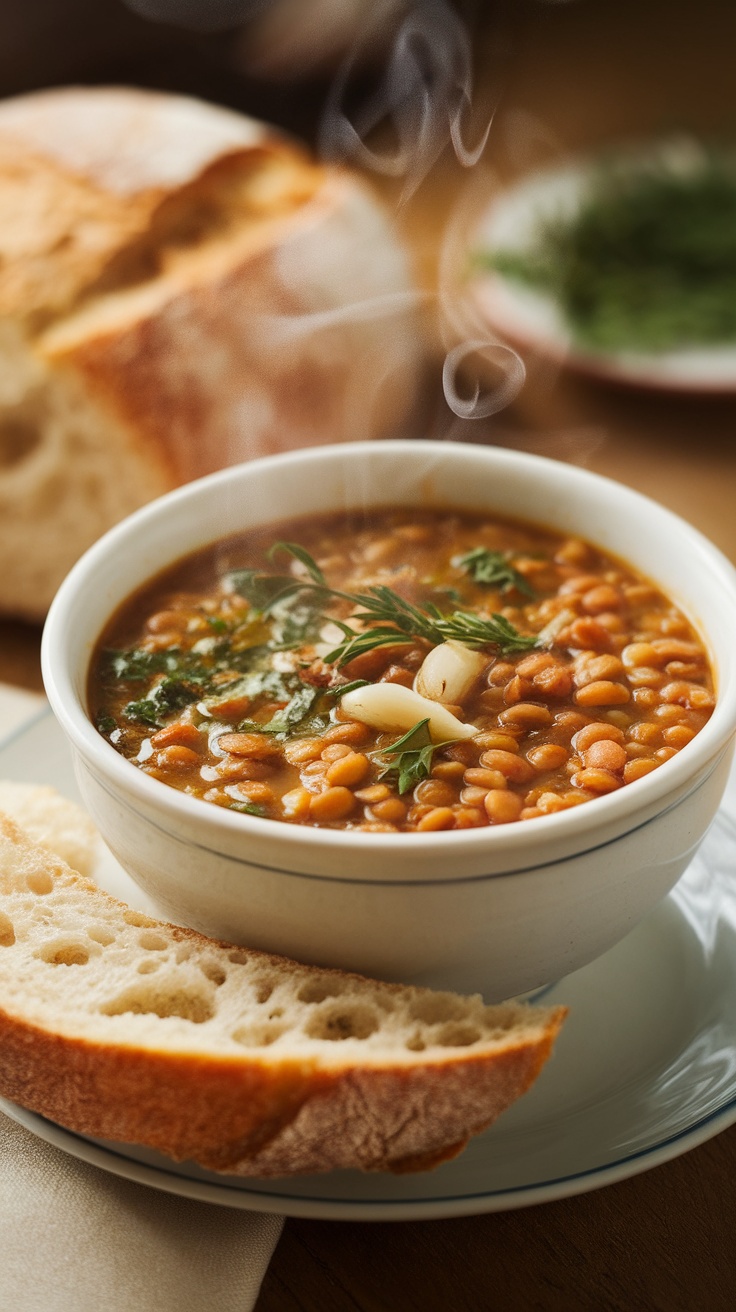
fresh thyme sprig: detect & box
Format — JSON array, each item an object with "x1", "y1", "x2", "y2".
[
  {"x1": 239, "y1": 542, "x2": 539, "y2": 667},
  {"x1": 268, "y1": 541, "x2": 326, "y2": 584},
  {"x1": 453, "y1": 547, "x2": 535, "y2": 598},
  {"x1": 323, "y1": 603, "x2": 538, "y2": 666},
  {"x1": 433, "y1": 609, "x2": 538, "y2": 651}
]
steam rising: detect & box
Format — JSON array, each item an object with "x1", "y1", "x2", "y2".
[
  {"x1": 252, "y1": 289, "x2": 425, "y2": 341},
  {"x1": 431, "y1": 157, "x2": 527, "y2": 421},
  {"x1": 318, "y1": 0, "x2": 528, "y2": 424},
  {"x1": 126, "y1": 0, "x2": 572, "y2": 439},
  {"x1": 442, "y1": 341, "x2": 525, "y2": 420},
  {"x1": 320, "y1": 0, "x2": 493, "y2": 202}
]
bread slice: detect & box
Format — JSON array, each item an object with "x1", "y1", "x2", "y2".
[
  {"x1": 0, "y1": 781, "x2": 97, "y2": 877},
  {"x1": 0, "y1": 86, "x2": 421, "y2": 620},
  {"x1": 0, "y1": 811, "x2": 566, "y2": 1176}
]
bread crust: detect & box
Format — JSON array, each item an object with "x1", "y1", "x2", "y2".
[
  {"x1": 0, "y1": 1011, "x2": 560, "y2": 1175},
  {"x1": 0, "y1": 86, "x2": 270, "y2": 195},
  {"x1": 0, "y1": 811, "x2": 566, "y2": 1177},
  {"x1": 41, "y1": 166, "x2": 417, "y2": 482},
  {"x1": 0, "y1": 87, "x2": 422, "y2": 620}
]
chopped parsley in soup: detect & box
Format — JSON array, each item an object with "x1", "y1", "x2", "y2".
[{"x1": 89, "y1": 507, "x2": 715, "y2": 831}]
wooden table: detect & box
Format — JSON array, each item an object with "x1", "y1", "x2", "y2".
[
  {"x1": 4, "y1": 368, "x2": 735, "y2": 1312},
  {"x1": 2, "y1": 0, "x2": 736, "y2": 1307}
]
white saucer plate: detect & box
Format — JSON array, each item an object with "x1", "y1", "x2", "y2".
[
  {"x1": 3, "y1": 707, "x2": 736, "y2": 1220},
  {"x1": 470, "y1": 159, "x2": 736, "y2": 392}
]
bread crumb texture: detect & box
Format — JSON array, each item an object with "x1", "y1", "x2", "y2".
[
  {"x1": 0, "y1": 804, "x2": 565, "y2": 1175},
  {"x1": 0, "y1": 781, "x2": 97, "y2": 877}
]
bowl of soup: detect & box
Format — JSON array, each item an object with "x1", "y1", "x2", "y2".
[{"x1": 41, "y1": 441, "x2": 736, "y2": 999}]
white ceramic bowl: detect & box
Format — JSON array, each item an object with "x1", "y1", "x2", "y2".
[{"x1": 42, "y1": 441, "x2": 736, "y2": 1000}]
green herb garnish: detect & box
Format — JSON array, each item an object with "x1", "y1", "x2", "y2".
[
  {"x1": 227, "y1": 568, "x2": 298, "y2": 612},
  {"x1": 107, "y1": 648, "x2": 176, "y2": 681},
  {"x1": 325, "y1": 679, "x2": 371, "y2": 698},
  {"x1": 122, "y1": 674, "x2": 208, "y2": 728},
  {"x1": 102, "y1": 635, "x2": 280, "y2": 727},
  {"x1": 239, "y1": 683, "x2": 321, "y2": 736},
  {"x1": 372, "y1": 719, "x2": 459, "y2": 795},
  {"x1": 263, "y1": 545, "x2": 538, "y2": 667},
  {"x1": 477, "y1": 146, "x2": 736, "y2": 353},
  {"x1": 105, "y1": 645, "x2": 225, "y2": 687},
  {"x1": 103, "y1": 539, "x2": 536, "y2": 739},
  {"x1": 269, "y1": 541, "x2": 327, "y2": 585},
  {"x1": 323, "y1": 598, "x2": 537, "y2": 666},
  {"x1": 229, "y1": 544, "x2": 329, "y2": 648},
  {"x1": 454, "y1": 547, "x2": 535, "y2": 597}
]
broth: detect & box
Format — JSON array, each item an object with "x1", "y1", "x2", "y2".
[{"x1": 89, "y1": 506, "x2": 715, "y2": 832}]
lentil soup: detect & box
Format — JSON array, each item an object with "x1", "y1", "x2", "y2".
[{"x1": 89, "y1": 507, "x2": 715, "y2": 833}]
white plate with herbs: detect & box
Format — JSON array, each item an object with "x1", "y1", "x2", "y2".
[{"x1": 471, "y1": 139, "x2": 736, "y2": 392}]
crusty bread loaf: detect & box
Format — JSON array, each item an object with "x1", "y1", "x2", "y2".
[
  {"x1": 0, "y1": 810, "x2": 565, "y2": 1176},
  {"x1": 0, "y1": 86, "x2": 421, "y2": 621}
]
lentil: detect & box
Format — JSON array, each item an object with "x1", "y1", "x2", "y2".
[
  {"x1": 150, "y1": 723, "x2": 203, "y2": 750},
  {"x1": 460, "y1": 784, "x2": 493, "y2": 806},
  {"x1": 479, "y1": 750, "x2": 536, "y2": 783},
  {"x1": 235, "y1": 781, "x2": 276, "y2": 805},
  {"x1": 526, "y1": 743, "x2": 569, "y2": 771},
  {"x1": 623, "y1": 758, "x2": 659, "y2": 783},
  {"x1": 582, "y1": 740, "x2": 627, "y2": 773},
  {"x1": 499, "y1": 703, "x2": 553, "y2": 728},
  {"x1": 572, "y1": 722, "x2": 625, "y2": 751},
  {"x1": 90, "y1": 504, "x2": 714, "y2": 831},
  {"x1": 325, "y1": 752, "x2": 371, "y2": 787},
  {"x1": 309, "y1": 787, "x2": 356, "y2": 822},
  {"x1": 463, "y1": 767, "x2": 508, "y2": 790},
  {"x1": 575, "y1": 680, "x2": 630, "y2": 707},
  {"x1": 484, "y1": 790, "x2": 524, "y2": 824},
  {"x1": 414, "y1": 779, "x2": 458, "y2": 808},
  {"x1": 155, "y1": 745, "x2": 201, "y2": 770},
  {"x1": 453, "y1": 806, "x2": 487, "y2": 828},
  {"x1": 216, "y1": 733, "x2": 281, "y2": 759},
  {"x1": 355, "y1": 783, "x2": 391, "y2": 803},
  {"x1": 571, "y1": 767, "x2": 622, "y2": 793},
  {"x1": 368, "y1": 797, "x2": 408, "y2": 824},
  {"x1": 416, "y1": 807, "x2": 456, "y2": 831}
]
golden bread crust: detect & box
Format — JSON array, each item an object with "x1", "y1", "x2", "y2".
[
  {"x1": 0, "y1": 87, "x2": 421, "y2": 621},
  {"x1": 41, "y1": 168, "x2": 411, "y2": 482},
  {"x1": 0, "y1": 86, "x2": 270, "y2": 196},
  {"x1": 0, "y1": 1009, "x2": 561, "y2": 1175}
]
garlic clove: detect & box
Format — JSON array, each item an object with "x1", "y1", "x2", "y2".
[
  {"x1": 340, "y1": 682, "x2": 476, "y2": 741},
  {"x1": 413, "y1": 639, "x2": 488, "y2": 704}
]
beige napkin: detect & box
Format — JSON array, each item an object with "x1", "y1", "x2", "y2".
[
  {"x1": 0, "y1": 684, "x2": 284, "y2": 1312},
  {"x1": 0, "y1": 1114, "x2": 283, "y2": 1312}
]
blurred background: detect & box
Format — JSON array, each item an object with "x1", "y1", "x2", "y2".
[{"x1": 2, "y1": 0, "x2": 736, "y2": 679}]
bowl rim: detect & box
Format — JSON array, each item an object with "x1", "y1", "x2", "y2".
[{"x1": 41, "y1": 439, "x2": 736, "y2": 869}]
